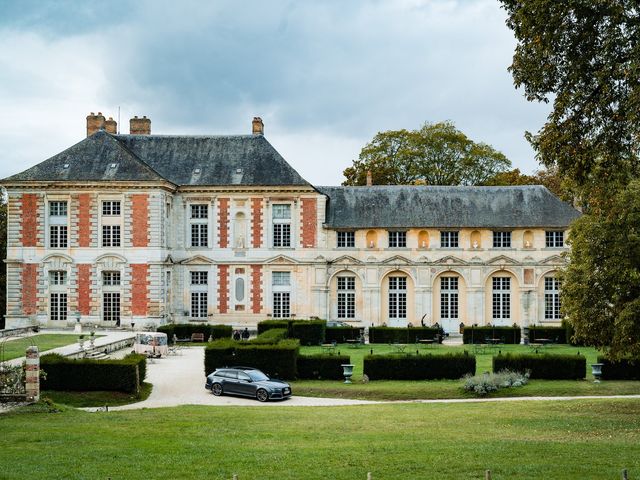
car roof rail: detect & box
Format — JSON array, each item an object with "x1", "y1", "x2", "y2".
[{"x1": 228, "y1": 366, "x2": 258, "y2": 370}]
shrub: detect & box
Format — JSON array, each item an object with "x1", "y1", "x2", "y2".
[
  {"x1": 41, "y1": 353, "x2": 146, "y2": 393},
  {"x1": 297, "y1": 354, "x2": 350, "y2": 380},
  {"x1": 257, "y1": 319, "x2": 326, "y2": 345},
  {"x1": 204, "y1": 339, "x2": 299, "y2": 380},
  {"x1": 368, "y1": 327, "x2": 441, "y2": 344},
  {"x1": 462, "y1": 326, "x2": 521, "y2": 344},
  {"x1": 363, "y1": 352, "x2": 475, "y2": 380},
  {"x1": 598, "y1": 356, "x2": 640, "y2": 380},
  {"x1": 493, "y1": 353, "x2": 586, "y2": 379},
  {"x1": 463, "y1": 370, "x2": 530, "y2": 396},
  {"x1": 257, "y1": 320, "x2": 290, "y2": 335},
  {"x1": 157, "y1": 324, "x2": 232, "y2": 341},
  {"x1": 325, "y1": 327, "x2": 363, "y2": 344},
  {"x1": 251, "y1": 328, "x2": 288, "y2": 344},
  {"x1": 527, "y1": 326, "x2": 567, "y2": 344}
]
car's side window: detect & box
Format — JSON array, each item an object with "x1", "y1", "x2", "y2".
[{"x1": 238, "y1": 372, "x2": 251, "y2": 381}]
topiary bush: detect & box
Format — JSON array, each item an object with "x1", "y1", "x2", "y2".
[
  {"x1": 297, "y1": 354, "x2": 350, "y2": 380},
  {"x1": 41, "y1": 353, "x2": 146, "y2": 393},
  {"x1": 204, "y1": 339, "x2": 299, "y2": 380},
  {"x1": 257, "y1": 320, "x2": 291, "y2": 335},
  {"x1": 251, "y1": 328, "x2": 288, "y2": 344},
  {"x1": 257, "y1": 319, "x2": 326, "y2": 345},
  {"x1": 325, "y1": 327, "x2": 363, "y2": 344},
  {"x1": 598, "y1": 356, "x2": 640, "y2": 380},
  {"x1": 493, "y1": 353, "x2": 586, "y2": 379},
  {"x1": 462, "y1": 326, "x2": 521, "y2": 344},
  {"x1": 363, "y1": 352, "x2": 476, "y2": 380},
  {"x1": 368, "y1": 327, "x2": 441, "y2": 344},
  {"x1": 528, "y1": 326, "x2": 567, "y2": 343},
  {"x1": 157, "y1": 324, "x2": 232, "y2": 341}
]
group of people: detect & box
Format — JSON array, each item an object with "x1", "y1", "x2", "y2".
[{"x1": 232, "y1": 328, "x2": 251, "y2": 341}]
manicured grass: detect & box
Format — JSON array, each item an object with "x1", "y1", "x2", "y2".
[
  {"x1": 42, "y1": 382, "x2": 153, "y2": 408},
  {"x1": 1, "y1": 399, "x2": 639, "y2": 479},
  {"x1": 0, "y1": 334, "x2": 103, "y2": 361}
]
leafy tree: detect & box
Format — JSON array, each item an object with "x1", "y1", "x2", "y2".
[
  {"x1": 560, "y1": 181, "x2": 640, "y2": 359},
  {"x1": 483, "y1": 167, "x2": 572, "y2": 201},
  {"x1": 343, "y1": 121, "x2": 511, "y2": 186},
  {"x1": 500, "y1": 0, "x2": 640, "y2": 195}
]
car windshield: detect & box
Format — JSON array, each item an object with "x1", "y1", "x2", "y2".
[{"x1": 247, "y1": 370, "x2": 270, "y2": 382}]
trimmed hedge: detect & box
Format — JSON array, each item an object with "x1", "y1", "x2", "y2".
[
  {"x1": 158, "y1": 324, "x2": 232, "y2": 341},
  {"x1": 463, "y1": 326, "x2": 521, "y2": 344},
  {"x1": 297, "y1": 354, "x2": 350, "y2": 380},
  {"x1": 257, "y1": 319, "x2": 326, "y2": 345},
  {"x1": 204, "y1": 339, "x2": 299, "y2": 380},
  {"x1": 41, "y1": 353, "x2": 146, "y2": 393},
  {"x1": 493, "y1": 353, "x2": 586, "y2": 379},
  {"x1": 251, "y1": 328, "x2": 288, "y2": 344},
  {"x1": 598, "y1": 357, "x2": 640, "y2": 380},
  {"x1": 363, "y1": 352, "x2": 476, "y2": 380},
  {"x1": 528, "y1": 326, "x2": 567, "y2": 344},
  {"x1": 325, "y1": 327, "x2": 363, "y2": 344},
  {"x1": 369, "y1": 327, "x2": 441, "y2": 344}
]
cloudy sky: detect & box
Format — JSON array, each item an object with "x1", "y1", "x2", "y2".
[{"x1": 0, "y1": 0, "x2": 550, "y2": 185}]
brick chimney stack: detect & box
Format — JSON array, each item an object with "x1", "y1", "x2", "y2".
[
  {"x1": 252, "y1": 117, "x2": 264, "y2": 135},
  {"x1": 366, "y1": 170, "x2": 373, "y2": 186},
  {"x1": 130, "y1": 115, "x2": 151, "y2": 135},
  {"x1": 104, "y1": 117, "x2": 117, "y2": 134},
  {"x1": 86, "y1": 112, "x2": 105, "y2": 137}
]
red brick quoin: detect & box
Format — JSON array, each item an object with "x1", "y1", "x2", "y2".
[
  {"x1": 251, "y1": 198, "x2": 263, "y2": 248},
  {"x1": 77, "y1": 264, "x2": 92, "y2": 315},
  {"x1": 300, "y1": 197, "x2": 317, "y2": 248},
  {"x1": 20, "y1": 194, "x2": 38, "y2": 247},
  {"x1": 78, "y1": 193, "x2": 92, "y2": 247},
  {"x1": 218, "y1": 198, "x2": 229, "y2": 248},
  {"x1": 218, "y1": 265, "x2": 229, "y2": 314},
  {"x1": 22, "y1": 264, "x2": 37, "y2": 315},
  {"x1": 131, "y1": 194, "x2": 149, "y2": 247},
  {"x1": 250, "y1": 265, "x2": 263, "y2": 314},
  {"x1": 131, "y1": 264, "x2": 149, "y2": 316}
]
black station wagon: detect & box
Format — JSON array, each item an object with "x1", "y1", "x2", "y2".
[{"x1": 205, "y1": 367, "x2": 292, "y2": 402}]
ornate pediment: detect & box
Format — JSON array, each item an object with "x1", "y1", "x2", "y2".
[
  {"x1": 264, "y1": 254, "x2": 299, "y2": 265},
  {"x1": 486, "y1": 255, "x2": 519, "y2": 266},
  {"x1": 522, "y1": 256, "x2": 536, "y2": 265},
  {"x1": 469, "y1": 256, "x2": 484, "y2": 264},
  {"x1": 433, "y1": 255, "x2": 468, "y2": 266},
  {"x1": 164, "y1": 254, "x2": 175, "y2": 264},
  {"x1": 540, "y1": 254, "x2": 566, "y2": 265},
  {"x1": 417, "y1": 256, "x2": 431, "y2": 264},
  {"x1": 42, "y1": 253, "x2": 73, "y2": 266},
  {"x1": 381, "y1": 255, "x2": 413, "y2": 265},
  {"x1": 95, "y1": 253, "x2": 127, "y2": 269},
  {"x1": 180, "y1": 255, "x2": 215, "y2": 265},
  {"x1": 329, "y1": 255, "x2": 364, "y2": 266}
]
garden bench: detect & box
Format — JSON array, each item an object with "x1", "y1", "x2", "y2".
[{"x1": 191, "y1": 333, "x2": 205, "y2": 342}]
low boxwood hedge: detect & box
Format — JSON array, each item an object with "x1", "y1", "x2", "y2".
[
  {"x1": 251, "y1": 328, "x2": 288, "y2": 344},
  {"x1": 325, "y1": 327, "x2": 362, "y2": 344},
  {"x1": 462, "y1": 326, "x2": 521, "y2": 344},
  {"x1": 493, "y1": 353, "x2": 586, "y2": 379},
  {"x1": 527, "y1": 326, "x2": 567, "y2": 344},
  {"x1": 41, "y1": 353, "x2": 146, "y2": 393},
  {"x1": 297, "y1": 354, "x2": 350, "y2": 380},
  {"x1": 363, "y1": 352, "x2": 476, "y2": 380},
  {"x1": 257, "y1": 320, "x2": 290, "y2": 335},
  {"x1": 158, "y1": 324, "x2": 232, "y2": 341},
  {"x1": 257, "y1": 319, "x2": 326, "y2": 345},
  {"x1": 598, "y1": 357, "x2": 640, "y2": 380},
  {"x1": 369, "y1": 327, "x2": 441, "y2": 344},
  {"x1": 204, "y1": 339, "x2": 299, "y2": 380}
]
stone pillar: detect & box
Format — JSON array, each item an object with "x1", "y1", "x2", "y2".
[{"x1": 25, "y1": 346, "x2": 39, "y2": 402}]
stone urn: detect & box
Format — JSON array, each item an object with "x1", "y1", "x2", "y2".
[
  {"x1": 591, "y1": 363, "x2": 604, "y2": 383},
  {"x1": 341, "y1": 364, "x2": 355, "y2": 384}
]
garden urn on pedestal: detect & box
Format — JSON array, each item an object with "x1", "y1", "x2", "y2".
[
  {"x1": 341, "y1": 364, "x2": 354, "y2": 384},
  {"x1": 591, "y1": 363, "x2": 604, "y2": 383}
]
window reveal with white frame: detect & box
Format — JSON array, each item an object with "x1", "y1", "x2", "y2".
[
  {"x1": 49, "y1": 269, "x2": 68, "y2": 322},
  {"x1": 189, "y1": 204, "x2": 209, "y2": 248},
  {"x1": 440, "y1": 276, "x2": 459, "y2": 320},
  {"x1": 388, "y1": 231, "x2": 407, "y2": 248},
  {"x1": 492, "y1": 231, "x2": 512, "y2": 248},
  {"x1": 272, "y1": 271, "x2": 291, "y2": 318},
  {"x1": 440, "y1": 230, "x2": 459, "y2": 248},
  {"x1": 492, "y1": 276, "x2": 511, "y2": 320},
  {"x1": 388, "y1": 276, "x2": 407, "y2": 320},
  {"x1": 337, "y1": 276, "x2": 355, "y2": 319},
  {"x1": 48, "y1": 200, "x2": 68, "y2": 248},
  {"x1": 190, "y1": 270, "x2": 208, "y2": 319},
  {"x1": 337, "y1": 231, "x2": 355, "y2": 248},
  {"x1": 101, "y1": 199, "x2": 122, "y2": 248},
  {"x1": 545, "y1": 230, "x2": 564, "y2": 248},
  {"x1": 102, "y1": 270, "x2": 121, "y2": 326},
  {"x1": 544, "y1": 277, "x2": 561, "y2": 320},
  {"x1": 272, "y1": 204, "x2": 292, "y2": 248}
]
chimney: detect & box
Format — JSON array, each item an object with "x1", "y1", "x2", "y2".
[
  {"x1": 366, "y1": 170, "x2": 373, "y2": 186},
  {"x1": 130, "y1": 115, "x2": 151, "y2": 135},
  {"x1": 252, "y1": 117, "x2": 264, "y2": 135},
  {"x1": 86, "y1": 112, "x2": 105, "y2": 137},
  {"x1": 104, "y1": 117, "x2": 117, "y2": 134}
]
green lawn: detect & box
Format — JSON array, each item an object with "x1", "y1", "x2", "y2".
[
  {"x1": 0, "y1": 334, "x2": 102, "y2": 361},
  {"x1": 1, "y1": 399, "x2": 638, "y2": 479},
  {"x1": 42, "y1": 382, "x2": 153, "y2": 408}
]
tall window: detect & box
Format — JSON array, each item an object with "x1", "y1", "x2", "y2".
[
  {"x1": 388, "y1": 231, "x2": 407, "y2": 248},
  {"x1": 102, "y1": 271, "x2": 121, "y2": 286},
  {"x1": 190, "y1": 204, "x2": 209, "y2": 247},
  {"x1": 103, "y1": 292, "x2": 121, "y2": 325},
  {"x1": 272, "y1": 271, "x2": 291, "y2": 318},
  {"x1": 388, "y1": 276, "x2": 407, "y2": 320},
  {"x1": 545, "y1": 230, "x2": 564, "y2": 247},
  {"x1": 337, "y1": 276, "x2": 355, "y2": 319},
  {"x1": 440, "y1": 277, "x2": 459, "y2": 320},
  {"x1": 272, "y1": 204, "x2": 292, "y2": 248},
  {"x1": 337, "y1": 231, "x2": 355, "y2": 248},
  {"x1": 190, "y1": 270, "x2": 208, "y2": 319},
  {"x1": 50, "y1": 271, "x2": 67, "y2": 285},
  {"x1": 50, "y1": 293, "x2": 67, "y2": 322},
  {"x1": 102, "y1": 225, "x2": 121, "y2": 247},
  {"x1": 492, "y1": 277, "x2": 511, "y2": 320},
  {"x1": 544, "y1": 277, "x2": 561, "y2": 320},
  {"x1": 49, "y1": 201, "x2": 68, "y2": 248},
  {"x1": 493, "y1": 231, "x2": 511, "y2": 248},
  {"x1": 102, "y1": 201, "x2": 121, "y2": 216},
  {"x1": 440, "y1": 231, "x2": 459, "y2": 248}
]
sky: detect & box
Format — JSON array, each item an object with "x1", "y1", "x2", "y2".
[{"x1": 0, "y1": 0, "x2": 551, "y2": 185}]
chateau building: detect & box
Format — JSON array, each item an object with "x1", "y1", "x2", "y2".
[{"x1": 1, "y1": 114, "x2": 580, "y2": 332}]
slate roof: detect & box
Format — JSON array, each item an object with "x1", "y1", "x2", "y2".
[
  {"x1": 3, "y1": 130, "x2": 311, "y2": 187},
  {"x1": 317, "y1": 185, "x2": 581, "y2": 229}
]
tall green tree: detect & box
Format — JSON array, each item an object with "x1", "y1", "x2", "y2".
[
  {"x1": 343, "y1": 121, "x2": 511, "y2": 186},
  {"x1": 483, "y1": 167, "x2": 572, "y2": 202}
]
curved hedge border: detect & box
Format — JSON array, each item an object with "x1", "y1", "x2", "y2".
[
  {"x1": 363, "y1": 352, "x2": 475, "y2": 380},
  {"x1": 369, "y1": 327, "x2": 441, "y2": 344},
  {"x1": 325, "y1": 327, "x2": 363, "y2": 344},
  {"x1": 463, "y1": 326, "x2": 521, "y2": 344},
  {"x1": 493, "y1": 353, "x2": 586, "y2": 379},
  {"x1": 41, "y1": 353, "x2": 146, "y2": 393},
  {"x1": 297, "y1": 354, "x2": 350, "y2": 380},
  {"x1": 158, "y1": 324, "x2": 232, "y2": 341},
  {"x1": 257, "y1": 319, "x2": 326, "y2": 345}
]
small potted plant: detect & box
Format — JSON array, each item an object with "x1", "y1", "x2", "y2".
[
  {"x1": 89, "y1": 331, "x2": 96, "y2": 348},
  {"x1": 78, "y1": 334, "x2": 85, "y2": 350}
]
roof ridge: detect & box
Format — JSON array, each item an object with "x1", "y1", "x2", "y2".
[{"x1": 108, "y1": 133, "x2": 172, "y2": 184}]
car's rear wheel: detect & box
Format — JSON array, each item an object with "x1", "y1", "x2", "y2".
[
  {"x1": 256, "y1": 389, "x2": 269, "y2": 402},
  {"x1": 212, "y1": 383, "x2": 223, "y2": 396}
]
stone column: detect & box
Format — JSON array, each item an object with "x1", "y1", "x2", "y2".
[{"x1": 25, "y1": 346, "x2": 39, "y2": 402}]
